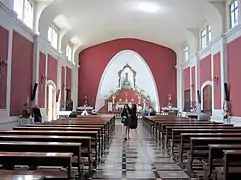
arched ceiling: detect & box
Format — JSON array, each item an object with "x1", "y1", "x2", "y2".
[{"x1": 37, "y1": 0, "x2": 225, "y2": 51}]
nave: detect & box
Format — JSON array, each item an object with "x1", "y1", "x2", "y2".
[{"x1": 92, "y1": 119, "x2": 190, "y2": 180}]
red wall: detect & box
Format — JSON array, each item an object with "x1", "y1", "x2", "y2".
[
  {"x1": 227, "y1": 36, "x2": 241, "y2": 116},
  {"x1": 0, "y1": 26, "x2": 9, "y2": 109},
  {"x1": 191, "y1": 66, "x2": 196, "y2": 102},
  {"x1": 78, "y1": 38, "x2": 177, "y2": 108},
  {"x1": 183, "y1": 67, "x2": 190, "y2": 90},
  {"x1": 66, "y1": 67, "x2": 71, "y2": 90},
  {"x1": 61, "y1": 66, "x2": 65, "y2": 102},
  {"x1": 10, "y1": 31, "x2": 33, "y2": 115},
  {"x1": 47, "y1": 55, "x2": 57, "y2": 84},
  {"x1": 38, "y1": 52, "x2": 46, "y2": 108},
  {"x1": 200, "y1": 55, "x2": 212, "y2": 85},
  {"x1": 213, "y1": 53, "x2": 221, "y2": 109}
]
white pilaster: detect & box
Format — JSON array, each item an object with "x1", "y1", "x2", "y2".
[
  {"x1": 176, "y1": 65, "x2": 183, "y2": 112},
  {"x1": 211, "y1": 51, "x2": 215, "y2": 111},
  {"x1": 57, "y1": 62, "x2": 61, "y2": 90},
  {"x1": 44, "y1": 54, "x2": 48, "y2": 110},
  {"x1": 220, "y1": 36, "x2": 228, "y2": 105},
  {"x1": 32, "y1": 35, "x2": 40, "y2": 105},
  {"x1": 71, "y1": 66, "x2": 78, "y2": 111},
  {"x1": 6, "y1": 28, "x2": 13, "y2": 116},
  {"x1": 194, "y1": 53, "x2": 201, "y2": 112},
  {"x1": 189, "y1": 65, "x2": 192, "y2": 104}
]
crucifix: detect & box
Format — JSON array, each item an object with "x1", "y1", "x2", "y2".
[{"x1": 0, "y1": 58, "x2": 7, "y2": 88}]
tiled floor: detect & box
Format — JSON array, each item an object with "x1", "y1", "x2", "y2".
[{"x1": 92, "y1": 119, "x2": 190, "y2": 180}]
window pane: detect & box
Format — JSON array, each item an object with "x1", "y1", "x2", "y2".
[
  {"x1": 208, "y1": 31, "x2": 211, "y2": 42},
  {"x1": 52, "y1": 28, "x2": 58, "y2": 49},
  {"x1": 230, "y1": 1, "x2": 239, "y2": 28},
  {"x1": 185, "y1": 46, "x2": 189, "y2": 61},
  {"x1": 234, "y1": 0, "x2": 238, "y2": 8},
  {"x1": 48, "y1": 27, "x2": 52, "y2": 42},
  {"x1": 208, "y1": 25, "x2": 211, "y2": 42},
  {"x1": 14, "y1": 0, "x2": 24, "y2": 19},
  {"x1": 235, "y1": 9, "x2": 239, "y2": 24},
  {"x1": 66, "y1": 44, "x2": 72, "y2": 60},
  {"x1": 23, "y1": 0, "x2": 33, "y2": 28}
]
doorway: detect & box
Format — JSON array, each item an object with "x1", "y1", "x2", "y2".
[
  {"x1": 47, "y1": 82, "x2": 56, "y2": 121},
  {"x1": 203, "y1": 84, "x2": 212, "y2": 117}
]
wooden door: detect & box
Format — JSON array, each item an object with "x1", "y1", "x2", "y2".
[
  {"x1": 184, "y1": 90, "x2": 191, "y2": 112},
  {"x1": 203, "y1": 85, "x2": 212, "y2": 116}
]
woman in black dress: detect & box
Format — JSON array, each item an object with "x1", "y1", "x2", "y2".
[
  {"x1": 130, "y1": 104, "x2": 138, "y2": 129},
  {"x1": 121, "y1": 104, "x2": 131, "y2": 141}
]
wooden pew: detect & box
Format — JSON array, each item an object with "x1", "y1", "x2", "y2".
[
  {"x1": 25, "y1": 124, "x2": 108, "y2": 150},
  {"x1": 165, "y1": 125, "x2": 234, "y2": 146},
  {"x1": 47, "y1": 119, "x2": 113, "y2": 142},
  {"x1": 144, "y1": 116, "x2": 219, "y2": 139},
  {"x1": 215, "y1": 150, "x2": 241, "y2": 180},
  {"x1": 0, "y1": 152, "x2": 72, "y2": 179},
  {"x1": 172, "y1": 128, "x2": 241, "y2": 155},
  {"x1": 1, "y1": 175, "x2": 44, "y2": 180},
  {"x1": 179, "y1": 133, "x2": 241, "y2": 167},
  {"x1": 13, "y1": 126, "x2": 104, "y2": 156},
  {"x1": 0, "y1": 135, "x2": 93, "y2": 173},
  {"x1": 157, "y1": 122, "x2": 218, "y2": 142},
  {"x1": 207, "y1": 144, "x2": 241, "y2": 179},
  {"x1": 0, "y1": 130, "x2": 99, "y2": 163},
  {"x1": 0, "y1": 141, "x2": 82, "y2": 177},
  {"x1": 187, "y1": 137, "x2": 241, "y2": 177}
]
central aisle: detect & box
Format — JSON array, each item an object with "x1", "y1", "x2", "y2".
[{"x1": 92, "y1": 119, "x2": 190, "y2": 179}]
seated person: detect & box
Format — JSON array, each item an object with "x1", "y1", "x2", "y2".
[
  {"x1": 198, "y1": 110, "x2": 209, "y2": 121},
  {"x1": 33, "y1": 107, "x2": 42, "y2": 123},
  {"x1": 149, "y1": 107, "x2": 156, "y2": 116},
  {"x1": 141, "y1": 109, "x2": 148, "y2": 117},
  {"x1": 21, "y1": 109, "x2": 30, "y2": 118},
  {"x1": 81, "y1": 109, "x2": 89, "y2": 116},
  {"x1": 69, "y1": 111, "x2": 77, "y2": 117}
]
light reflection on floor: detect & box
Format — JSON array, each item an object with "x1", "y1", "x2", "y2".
[{"x1": 92, "y1": 119, "x2": 190, "y2": 180}]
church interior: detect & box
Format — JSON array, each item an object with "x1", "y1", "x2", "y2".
[{"x1": 1, "y1": 0, "x2": 241, "y2": 179}]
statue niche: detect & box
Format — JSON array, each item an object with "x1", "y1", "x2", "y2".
[{"x1": 118, "y1": 63, "x2": 136, "y2": 90}]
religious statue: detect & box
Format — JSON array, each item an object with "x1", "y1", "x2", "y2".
[
  {"x1": 83, "y1": 96, "x2": 88, "y2": 106},
  {"x1": 122, "y1": 73, "x2": 131, "y2": 90}
]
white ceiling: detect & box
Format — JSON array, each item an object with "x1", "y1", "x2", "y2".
[{"x1": 38, "y1": 0, "x2": 225, "y2": 50}]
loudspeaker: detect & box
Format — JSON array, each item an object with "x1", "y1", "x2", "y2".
[
  {"x1": 31, "y1": 83, "x2": 38, "y2": 101},
  {"x1": 56, "y1": 89, "x2": 61, "y2": 102},
  {"x1": 224, "y1": 83, "x2": 230, "y2": 101},
  {"x1": 197, "y1": 90, "x2": 201, "y2": 104}
]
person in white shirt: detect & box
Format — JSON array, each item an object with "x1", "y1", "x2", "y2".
[
  {"x1": 198, "y1": 110, "x2": 209, "y2": 121},
  {"x1": 81, "y1": 109, "x2": 89, "y2": 116}
]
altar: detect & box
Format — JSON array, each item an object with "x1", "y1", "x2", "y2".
[{"x1": 103, "y1": 64, "x2": 150, "y2": 113}]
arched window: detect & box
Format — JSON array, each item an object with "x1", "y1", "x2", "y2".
[
  {"x1": 185, "y1": 46, "x2": 189, "y2": 61},
  {"x1": 66, "y1": 43, "x2": 72, "y2": 61},
  {"x1": 13, "y1": 0, "x2": 33, "y2": 28},
  {"x1": 230, "y1": 0, "x2": 239, "y2": 28},
  {"x1": 48, "y1": 26, "x2": 58, "y2": 49}
]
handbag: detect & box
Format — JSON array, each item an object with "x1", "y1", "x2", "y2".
[{"x1": 121, "y1": 117, "x2": 125, "y2": 123}]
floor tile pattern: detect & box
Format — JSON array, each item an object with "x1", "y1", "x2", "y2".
[{"x1": 92, "y1": 119, "x2": 190, "y2": 179}]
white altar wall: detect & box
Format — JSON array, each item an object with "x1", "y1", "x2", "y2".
[{"x1": 95, "y1": 50, "x2": 160, "y2": 112}]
